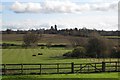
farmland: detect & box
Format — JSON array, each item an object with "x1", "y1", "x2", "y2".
[
  {"x1": 2, "y1": 48, "x2": 72, "y2": 64},
  {"x1": 2, "y1": 34, "x2": 119, "y2": 45},
  {"x1": 2, "y1": 48, "x2": 119, "y2": 64},
  {"x1": 1, "y1": 34, "x2": 120, "y2": 79},
  {"x1": 2, "y1": 34, "x2": 71, "y2": 45},
  {"x1": 1, "y1": 0, "x2": 120, "y2": 79},
  {"x1": 1, "y1": 48, "x2": 119, "y2": 79},
  {"x1": 2, "y1": 48, "x2": 95, "y2": 64}
]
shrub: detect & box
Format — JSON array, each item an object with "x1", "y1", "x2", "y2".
[
  {"x1": 110, "y1": 47, "x2": 120, "y2": 58},
  {"x1": 71, "y1": 47, "x2": 86, "y2": 58},
  {"x1": 41, "y1": 46, "x2": 44, "y2": 49},
  {"x1": 63, "y1": 52, "x2": 72, "y2": 57},
  {"x1": 63, "y1": 47, "x2": 86, "y2": 58}
]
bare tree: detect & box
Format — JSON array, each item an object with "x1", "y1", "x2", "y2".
[
  {"x1": 23, "y1": 32, "x2": 40, "y2": 48},
  {"x1": 87, "y1": 32, "x2": 111, "y2": 59}
]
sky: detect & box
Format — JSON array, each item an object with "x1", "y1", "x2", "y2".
[{"x1": 0, "y1": 0, "x2": 119, "y2": 31}]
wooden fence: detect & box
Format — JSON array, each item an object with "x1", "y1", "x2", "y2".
[{"x1": 1, "y1": 61, "x2": 120, "y2": 75}]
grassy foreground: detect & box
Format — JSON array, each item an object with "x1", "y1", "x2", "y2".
[{"x1": 1, "y1": 72, "x2": 119, "y2": 80}]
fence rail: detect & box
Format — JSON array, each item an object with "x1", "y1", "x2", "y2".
[{"x1": 1, "y1": 61, "x2": 120, "y2": 75}]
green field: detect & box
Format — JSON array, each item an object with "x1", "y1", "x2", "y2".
[
  {"x1": 2, "y1": 48, "x2": 118, "y2": 64},
  {"x1": 2, "y1": 48, "x2": 92, "y2": 64},
  {"x1": 1, "y1": 72, "x2": 119, "y2": 80},
  {"x1": 1, "y1": 45, "x2": 119, "y2": 79}
]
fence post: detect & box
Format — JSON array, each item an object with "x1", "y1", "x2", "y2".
[
  {"x1": 115, "y1": 62, "x2": 117, "y2": 71},
  {"x1": 57, "y1": 64, "x2": 59, "y2": 74},
  {"x1": 102, "y1": 62, "x2": 105, "y2": 72},
  {"x1": 87, "y1": 64, "x2": 90, "y2": 72},
  {"x1": 118, "y1": 60, "x2": 120, "y2": 71},
  {"x1": 95, "y1": 63, "x2": 97, "y2": 72},
  {"x1": 21, "y1": 64, "x2": 23, "y2": 74},
  {"x1": 4, "y1": 64, "x2": 6, "y2": 75},
  {"x1": 80, "y1": 64, "x2": 82, "y2": 72},
  {"x1": 40, "y1": 64, "x2": 41, "y2": 75},
  {"x1": 71, "y1": 62, "x2": 74, "y2": 73}
]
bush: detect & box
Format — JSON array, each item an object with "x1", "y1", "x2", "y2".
[
  {"x1": 63, "y1": 47, "x2": 86, "y2": 58},
  {"x1": 63, "y1": 52, "x2": 72, "y2": 57},
  {"x1": 41, "y1": 46, "x2": 44, "y2": 49},
  {"x1": 110, "y1": 47, "x2": 120, "y2": 58},
  {"x1": 71, "y1": 47, "x2": 86, "y2": 58}
]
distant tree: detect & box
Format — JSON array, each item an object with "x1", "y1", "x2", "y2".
[
  {"x1": 74, "y1": 28, "x2": 78, "y2": 31},
  {"x1": 6, "y1": 29, "x2": 12, "y2": 34},
  {"x1": 22, "y1": 32, "x2": 40, "y2": 48},
  {"x1": 50, "y1": 26, "x2": 54, "y2": 30},
  {"x1": 50, "y1": 25, "x2": 58, "y2": 34},
  {"x1": 86, "y1": 32, "x2": 108, "y2": 58},
  {"x1": 54, "y1": 25, "x2": 57, "y2": 31}
]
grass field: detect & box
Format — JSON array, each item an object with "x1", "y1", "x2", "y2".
[
  {"x1": 2, "y1": 48, "x2": 118, "y2": 64},
  {"x1": 2, "y1": 48, "x2": 93, "y2": 64},
  {"x1": 1, "y1": 72, "x2": 119, "y2": 80},
  {"x1": 1, "y1": 44, "x2": 119, "y2": 79}
]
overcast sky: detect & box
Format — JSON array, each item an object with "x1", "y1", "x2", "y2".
[{"x1": 0, "y1": 0, "x2": 119, "y2": 31}]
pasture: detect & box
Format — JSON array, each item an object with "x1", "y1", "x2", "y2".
[
  {"x1": 2, "y1": 48, "x2": 91, "y2": 64},
  {"x1": 2, "y1": 48, "x2": 118, "y2": 64},
  {"x1": 1, "y1": 72, "x2": 119, "y2": 80},
  {"x1": 1, "y1": 48, "x2": 120, "y2": 79}
]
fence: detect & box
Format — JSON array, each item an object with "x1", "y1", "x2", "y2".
[{"x1": 1, "y1": 61, "x2": 120, "y2": 75}]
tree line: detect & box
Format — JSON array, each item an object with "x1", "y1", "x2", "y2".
[{"x1": 1, "y1": 25, "x2": 120, "y2": 37}]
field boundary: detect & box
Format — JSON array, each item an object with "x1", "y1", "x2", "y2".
[{"x1": 1, "y1": 61, "x2": 120, "y2": 75}]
